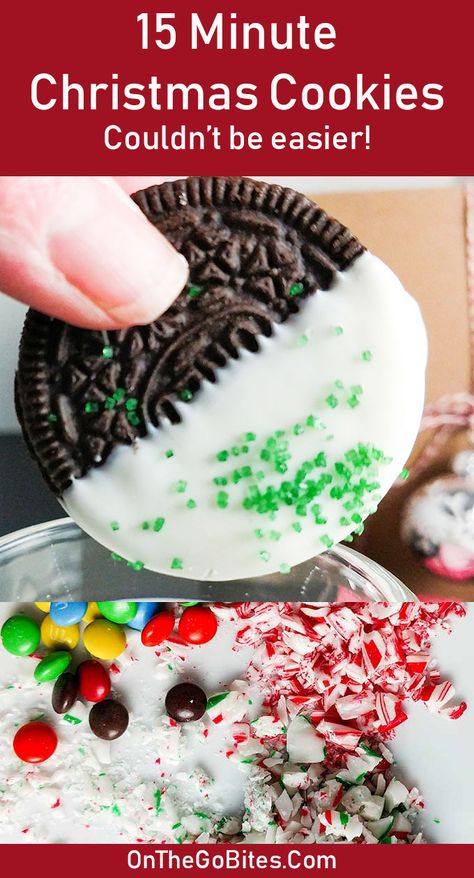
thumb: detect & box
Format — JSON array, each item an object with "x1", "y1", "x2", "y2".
[{"x1": 0, "y1": 176, "x2": 188, "y2": 328}]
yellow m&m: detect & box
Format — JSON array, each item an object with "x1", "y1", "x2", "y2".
[
  {"x1": 83, "y1": 619, "x2": 126, "y2": 660},
  {"x1": 40, "y1": 615, "x2": 80, "y2": 650},
  {"x1": 35, "y1": 602, "x2": 51, "y2": 613},
  {"x1": 82, "y1": 602, "x2": 102, "y2": 624}
]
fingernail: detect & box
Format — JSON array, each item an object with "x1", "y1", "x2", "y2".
[{"x1": 48, "y1": 178, "x2": 188, "y2": 326}]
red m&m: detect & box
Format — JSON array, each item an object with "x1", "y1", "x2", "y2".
[
  {"x1": 141, "y1": 611, "x2": 175, "y2": 647},
  {"x1": 13, "y1": 721, "x2": 58, "y2": 763},
  {"x1": 178, "y1": 606, "x2": 218, "y2": 645},
  {"x1": 78, "y1": 660, "x2": 111, "y2": 702}
]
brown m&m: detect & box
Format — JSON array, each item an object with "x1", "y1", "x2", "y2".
[
  {"x1": 89, "y1": 699, "x2": 129, "y2": 740},
  {"x1": 165, "y1": 682, "x2": 207, "y2": 723}
]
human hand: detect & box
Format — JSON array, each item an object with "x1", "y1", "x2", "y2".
[{"x1": 0, "y1": 176, "x2": 188, "y2": 328}]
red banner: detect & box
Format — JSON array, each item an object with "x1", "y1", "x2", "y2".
[
  {"x1": 1, "y1": 842, "x2": 472, "y2": 873},
  {"x1": 0, "y1": 0, "x2": 472, "y2": 173}
]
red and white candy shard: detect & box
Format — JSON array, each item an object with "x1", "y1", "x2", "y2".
[{"x1": 63, "y1": 253, "x2": 427, "y2": 580}]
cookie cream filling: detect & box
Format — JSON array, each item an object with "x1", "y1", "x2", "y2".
[{"x1": 62, "y1": 252, "x2": 427, "y2": 581}]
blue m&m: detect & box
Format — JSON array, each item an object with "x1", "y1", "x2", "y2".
[
  {"x1": 127, "y1": 601, "x2": 161, "y2": 631},
  {"x1": 50, "y1": 602, "x2": 88, "y2": 627}
]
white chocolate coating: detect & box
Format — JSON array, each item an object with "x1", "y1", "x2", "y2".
[{"x1": 63, "y1": 253, "x2": 427, "y2": 581}]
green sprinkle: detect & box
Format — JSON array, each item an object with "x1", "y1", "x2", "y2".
[
  {"x1": 84, "y1": 401, "x2": 99, "y2": 414},
  {"x1": 347, "y1": 394, "x2": 360, "y2": 408},
  {"x1": 216, "y1": 450, "x2": 229, "y2": 462},
  {"x1": 325, "y1": 394, "x2": 339, "y2": 409},
  {"x1": 110, "y1": 521, "x2": 120, "y2": 532},
  {"x1": 320, "y1": 535, "x2": 334, "y2": 549},
  {"x1": 165, "y1": 449, "x2": 174, "y2": 458},
  {"x1": 176, "y1": 480, "x2": 187, "y2": 493},
  {"x1": 188, "y1": 284, "x2": 202, "y2": 299},
  {"x1": 63, "y1": 714, "x2": 82, "y2": 725},
  {"x1": 125, "y1": 398, "x2": 138, "y2": 412},
  {"x1": 269, "y1": 530, "x2": 281, "y2": 541},
  {"x1": 279, "y1": 563, "x2": 291, "y2": 574},
  {"x1": 141, "y1": 521, "x2": 150, "y2": 530},
  {"x1": 113, "y1": 388, "x2": 126, "y2": 403},
  {"x1": 127, "y1": 560, "x2": 144, "y2": 571},
  {"x1": 259, "y1": 550, "x2": 270, "y2": 562},
  {"x1": 340, "y1": 812, "x2": 349, "y2": 826},
  {"x1": 339, "y1": 516, "x2": 350, "y2": 527},
  {"x1": 361, "y1": 350, "x2": 373, "y2": 362},
  {"x1": 172, "y1": 823, "x2": 182, "y2": 830},
  {"x1": 213, "y1": 476, "x2": 228, "y2": 486},
  {"x1": 216, "y1": 490, "x2": 229, "y2": 509},
  {"x1": 292, "y1": 522, "x2": 302, "y2": 533},
  {"x1": 297, "y1": 334, "x2": 308, "y2": 348},
  {"x1": 186, "y1": 499, "x2": 197, "y2": 509},
  {"x1": 111, "y1": 804, "x2": 121, "y2": 817},
  {"x1": 154, "y1": 789, "x2": 162, "y2": 814},
  {"x1": 102, "y1": 345, "x2": 114, "y2": 359},
  {"x1": 289, "y1": 281, "x2": 304, "y2": 297},
  {"x1": 334, "y1": 325, "x2": 344, "y2": 336},
  {"x1": 399, "y1": 467, "x2": 410, "y2": 480},
  {"x1": 153, "y1": 517, "x2": 165, "y2": 532},
  {"x1": 171, "y1": 557, "x2": 183, "y2": 570},
  {"x1": 244, "y1": 432, "x2": 256, "y2": 442},
  {"x1": 335, "y1": 379, "x2": 345, "y2": 390},
  {"x1": 293, "y1": 424, "x2": 304, "y2": 435},
  {"x1": 231, "y1": 446, "x2": 240, "y2": 457},
  {"x1": 434, "y1": 818, "x2": 441, "y2": 824},
  {"x1": 111, "y1": 552, "x2": 124, "y2": 562},
  {"x1": 47, "y1": 413, "x2": 58, "y2": 423},
  {"x1": 179, "y1": 389, "x2": 193, "y2": 402},
  {"x1": 254, "y1": 528, "x2": 265, "y2": 539}
]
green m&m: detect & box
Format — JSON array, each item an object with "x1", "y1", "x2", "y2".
[
  {"x1": 97, "y1": 601, "x2": 138, "y2": 625},
  {"x1": 1, "y1": 615, "x2": 40, "y2": 656},
  {"x1": 34, "y1": 651, "x2": 72, "y2": 683}
]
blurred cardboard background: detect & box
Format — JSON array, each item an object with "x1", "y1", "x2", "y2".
[{"x1": 318, "y1": 186, "x2": 473, "y2": 599}]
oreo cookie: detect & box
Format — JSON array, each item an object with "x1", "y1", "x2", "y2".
[{"x1": 16, "y1": 177, "x2": 426, "y2": 582}]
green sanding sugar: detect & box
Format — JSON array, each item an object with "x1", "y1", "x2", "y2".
[
  {"x1": 110, "y1": 521, "x2": 120, "y2": 532},
  {"x1": 111, "y1": 552, "x2": 125, "y2": 562},
  {"x1": 269, "y1": 530, "x2": 281, "y2": 541},
  {"x1": 335, "y1": 379, "x2": 344, "y2": 390},
  {"x1": 176, "y1": 480, "x2": 187, "y2": 493},
  {"x1": 254, "y1": 529, "x2": 264, "y2": 539},
  {"x1": 259, "y1": 550, "x2": 270, "y2": 562},
  {"x1": 47, "y1": 413, "x2": 58, "y2": 423},
  {"x1": 188, "y1": 284, "x2": 202, "y2": 298},
  {"x1": 292, "y1": 522, "x2": 302, "y2": 533},
  {"x1": 113, "y1": 388, "x2": 126, "y2": 403},
  {"x1": 213, "y1": 476, "x2": 228, "y2": 486},
  {"x1": 289, "y1": 281, "x2": 304, "y2": 297},
  {"x1": 127, "y1": 560, "x2": 144, "y2": 570},
  {"x1": 399, "y1": 467, "x2": 410, "y2": 480},
  {"x1": 279, "y1": 563, "x2": 291, "y2": 574},
  {"x1": 297, "y1": 334, "x2": 308, "y2": 347},
  {"x1": 361, "y1": 350, "x2": 373, "y2": 361},
  {"x1": 171, "y1": 557, "x2": 183, "y2": 570},
  {"x1": 165, "y1": 449, "x2": 174, "y2": 458},
  {"x1": 84, "y1": 401, "x2": 99, "y2": 414},
  {"x1": 127, "y1": 412, "x2": 140, "y2": 427},
  {"x1": 216, "y1": 450, "x2": 229, "y2": 462},
  {"x1": 244, "y1": 432, "x2": 256, "y2": 442},
  {"x1": 186, "y1": 499, "x2": 197, "y2": 509},
  {"x1": 153, "y1": 517, "x2": 165, "y2": 532},
  {"x1": 179, "y1": 389, "x2": 193, "y2": 402},
  {"x1": 320, "y1": 535, "x2": 334, "y2": 548},
  {"x1": 216, "y1": 491, "x2": 229, "y2": 508},
  {"x1": 347, "y1": 394, "x2": 360, "y2": 408},
  {"x1": 125, "y1": 398, "x2": 138, "y2": 412},
  {"x1": 102, "y1": 345, "x2": 114, "y2": 359},
  {"x1": 141, "y1": 521, "x2": 150, "y2": 530},
  {"x1": 325, "y1": 394, "x2": 339, "y2": 409},
  {"x1": 334, "y1": 325, "x2": 344, "y2": 335}
]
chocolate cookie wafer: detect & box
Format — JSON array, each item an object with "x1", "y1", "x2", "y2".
[{"x1": 16, "y1": 176, "x2": 427, "y2": 581}]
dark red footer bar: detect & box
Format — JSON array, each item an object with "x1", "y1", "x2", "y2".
[{"x1": 1, "y1": 843, "x2": 471, "y2": 874}]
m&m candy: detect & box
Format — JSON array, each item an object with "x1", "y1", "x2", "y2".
[
  {"x1": 35, "y1": 651, "x2": 72, "y2": 683},
  {"x1": 34, "y1": 602, "x2": 51, "y2": 613},
  {"x1": 127, "y1": 601, "x2": 160, "y2": 631},
  {"x1": 41, "y1": 615, "x2": 80, "y2": 650},
  {"x1": 52, "y1": 672, "x2": 79, "y2": 714},
  {"x1": 1, "y1": 615, "x2": 40, "y2": 656},
  {"x1": 82, "y1": 602, "x2": 102, "y2": 624},
  {"x1": 50, "y1": 602, "x2": 87, "y2": 627},
  {"x1": 141, "y1": 610, "x2": 175, "y2": 647},
  {"x1": 78, "y1": 660, "x2": 111, "y2": 702},
  {"x1": 89, "y1": 699, "x2": 129, "y2": 740},
  {"x1": 13, "y1": 721, "x2": 58, "y2": 763},
  {"x1": 83, "y1": 619, "x2": 126, "y2": 660},
  {"x1": 178, "y1": 606, "x2": 218, "y2": 645},
  {"x1": 97, "y1": 601, "x2": 138, "y2": 625},
  {"x1": 165, "y1": 682, "x2": 207, "y2": 723}
]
